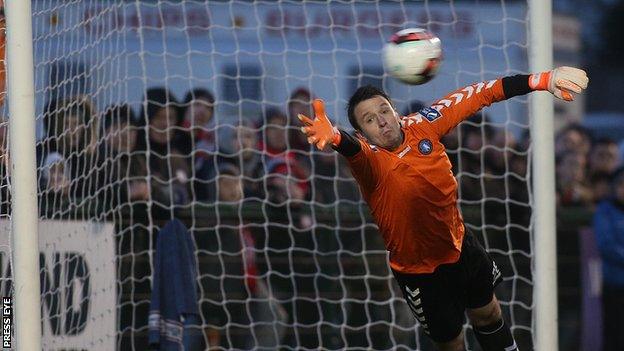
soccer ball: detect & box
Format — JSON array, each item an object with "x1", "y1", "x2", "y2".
[{"x1": 383, "y1": 28, "x2": 442, "y2": 85}]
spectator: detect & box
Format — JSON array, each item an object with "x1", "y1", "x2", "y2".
[
  {"x1": 235, "y1": 120, "x2": 264, "y2": 198},
  {"x1": 261, "y1": 107, "x2": 309, "y2": 200},
  {"x1": 263, "y1": 107, "x2": 289, "y2": 156},
  {"x1": 137, "y1": 87, "x2": 191, "y2": 209},
  {"x1": 164, "y1": 88, "x2": 217, "y2": 201},
  {"x1": 196, "y1": 119, "x2": 264, "y2": 201},
  {"x1": 555, "y1": 123, "x2": 592, "y2": 157},
  {"x1": 41, "y1": 152, "x2": 70, "y2": 196},
  {"x1": 178, "y1": 88, "x2": 216, "y2": 158},
  {"x1": 96, "y1": 104, "x2": 149, "y2": 210},
  {"x1": 266, "y1": 160, "x2": 305, "y2": 205},
  {"x1": 287, "y1": 87, "x2": 313, "y2": 151},
  {"x1": 588, "y1": 138, "x2": 620, "y2": 177},
  {"x1": 592, "y1": 169, "x2": 624, "y2": 351},
  {"x1": 556, "y1": 151, "x2": 593, "y2": 206},
  {"x1": 220, "y1": 120, "x2": 264, "y2": 199},
  {"x1": 40, "y1": 95, "x2": 97, "y2": 205}
]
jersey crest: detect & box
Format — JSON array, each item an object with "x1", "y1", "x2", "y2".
[{"x1": 418, "y1": 139, "x2": 433, "y2": 155}]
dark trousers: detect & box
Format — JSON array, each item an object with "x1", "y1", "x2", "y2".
[{"x1": 602, "y1": 284, "x2": 624, "y2": 351}]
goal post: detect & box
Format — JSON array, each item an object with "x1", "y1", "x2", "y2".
[
  {"x1": 5, "y1": 0, "x2": 42, "y2": 350},
  {"x1": 528, "y1": 0, "x2": 558, "y2": 350},
  {"x1": 2, "y1": 1, "x2": 561, "y2": 350}
]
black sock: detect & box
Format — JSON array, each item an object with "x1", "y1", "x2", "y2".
[{"x1": 473, "y1": 319, "x2": 518, "y2": 351}]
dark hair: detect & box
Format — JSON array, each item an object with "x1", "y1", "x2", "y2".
[
  {"x1": 263, "y1": 106, "x2": 287, "y2": 124},
  {"x1": 183, "y1": 88, "x2": 215, "y2": 105},
  {"x1": 593, "y1": 137, "x2": 617, "y2": 148},
  {"x1": 556, "y1": 123, "x2": 594, "y2": 144},
  {"x1": 288, "y1": 87, "x2": 312, "y2": 105},
  {"x1": 44, "y1": 95, "x2": 94, "y2": 138},
  {"x1": 347, "y1": 85, "x2": 394, "y2": 130},
  {"x1": 182, "y1": 88, "x2": 215, "y2": 119},
  {"x1": 140, "y1": 87, "x2": 180, "y2": 126}
]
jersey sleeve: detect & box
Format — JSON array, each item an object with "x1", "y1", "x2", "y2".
[
  {"x1": 345, "y1": 138, "x2": 380, "y2": 193},
  {"x1": 417, "y1": 78, "x2": 507, "y2": 139}
]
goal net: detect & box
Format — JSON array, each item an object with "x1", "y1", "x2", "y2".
[{"x1": 6, "y1": 0, "x2": 534, "y2": 349}]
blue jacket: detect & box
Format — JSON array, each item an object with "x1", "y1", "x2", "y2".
[
  {"x1": 593, "y1": 200, "x2": 624, "y2": 287},
  {"x1": 148, "y1": 219, "x2": 201, "y2": 350}
]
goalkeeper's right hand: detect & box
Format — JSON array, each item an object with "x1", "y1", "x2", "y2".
[
  {"x1": 529, "y1": 66, "x2": 589, "y2": 101},
  {"x1": 298, "y1": 99, "x2": 341, "y2": 150}
]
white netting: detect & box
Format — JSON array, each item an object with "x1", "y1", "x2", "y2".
[{"x1": 7, "y1": 0, "x2": 533, "y2": 349}]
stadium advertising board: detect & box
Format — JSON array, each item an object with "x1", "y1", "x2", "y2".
[{"x1": 0, "y1": 220, "x2": 115, "y2": 351}]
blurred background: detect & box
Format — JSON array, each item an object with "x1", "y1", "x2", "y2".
[{"x1": 0, "y1": 0, "x2": 623, "y2": 350}]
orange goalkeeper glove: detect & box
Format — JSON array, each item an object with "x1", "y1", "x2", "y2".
[
  {"x1": 298, "y1": 99, "x2": 341, "y2": 150},
  {"x1": 529, "y1": 66, "x2": 589, "y2": 101}
]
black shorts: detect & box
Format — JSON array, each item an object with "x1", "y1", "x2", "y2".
[{"x1": 392, "y1": 230, "x2": 502, "y2": 343}]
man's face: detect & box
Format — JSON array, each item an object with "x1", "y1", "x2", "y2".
[
  {"x1": 558, "y1": 152, "x2": 586, "y2": 183},
  {"x1": 149, "y1": 106, "x2": 177, "y2": 145},
  {"x1": 217, "y1": 175, "x2": 243, "y2": 202},
  {"x1": 107, "y1": 122, "x2": 137, "y2": 153},
  {"x1": 185, "y1": 99, "x2": 214, "y2": 127},
  {"x1": 354, "y1": 96, "x2": 402, "y2": 150},
  {"x1": 556, "y1": 129, "x2": 589, "y2": 155},
  {"x1": 590, "y1": 143, "x2": 619, "y2": 174},
  {"x1": 61, "y1": 114, "x2": 87, "y2": 149},
  {"x1": 237, "y1": 125, "x2": 257, "y2": 160},
  {"x1": 265, "y1": 116, "x2": 287, "y2": 151}
]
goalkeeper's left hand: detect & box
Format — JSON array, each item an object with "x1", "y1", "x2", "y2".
[{"x1": 529, "y1": 66, "x2": 589, "y2": 101}]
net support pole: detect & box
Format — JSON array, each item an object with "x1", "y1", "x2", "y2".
[
  {"x1": 528, "y1": 0, "x2": 558, "y2": 350},
  {"x1": 5, "y1": 0, "x2": 42, "y2": 349}
]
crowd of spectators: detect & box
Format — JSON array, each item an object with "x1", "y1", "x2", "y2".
[
  {"x1": 555, "y1": 124, "x2": 621, "y2": 206},
  {"x1": 0, "y1": 87, "x2": 619, "y2": 223},
  {"x1": 26, "y1": 87, "x2": 362, "y2": 223}
]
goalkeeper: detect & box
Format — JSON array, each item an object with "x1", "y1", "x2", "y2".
[{"x1": 298, "y1": 67, "x2": 588, "y2": 351}]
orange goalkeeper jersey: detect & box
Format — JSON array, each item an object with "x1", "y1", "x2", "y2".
[{"x1": 347, "y1": 78, "x2": 508, "y2": 274}]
